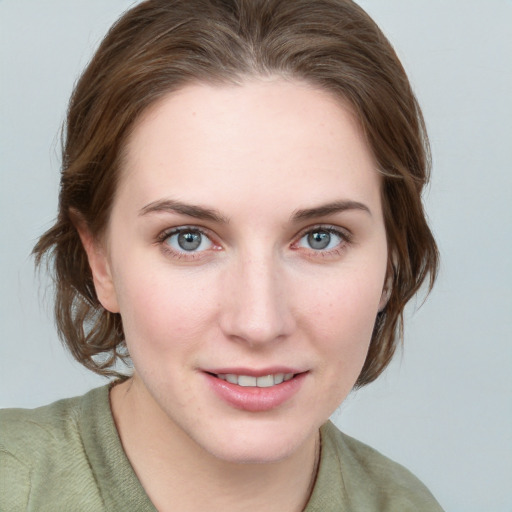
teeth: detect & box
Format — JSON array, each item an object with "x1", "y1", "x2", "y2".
[
  {"x1": 226, "y1": 374, "x2": 238, "y2": 384},
  {"x1": 238, "y1": 375, "x2": 257, "y2": 387},
  {"x1": 256, "y1": 375, "x2": 274, "y2": 387},
  {"x1": 216, "y1": 373, "x2": 296, "y2": 387}
]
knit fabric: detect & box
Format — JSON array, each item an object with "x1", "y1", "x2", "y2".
[{"x1": 0, "y1": 385, "x2": 443, "y2": 511}]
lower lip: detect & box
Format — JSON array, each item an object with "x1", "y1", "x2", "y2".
[{"x1": 204, "y1": 372, "x2": 307, "y2": 412}]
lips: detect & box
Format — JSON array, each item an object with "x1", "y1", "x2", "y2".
[
  {"x1": 203, "y1": 369, "x2": 307, "y2": 412},
  {"x1": 215, "y1": 373, "x2": 295, "y2": 387}
]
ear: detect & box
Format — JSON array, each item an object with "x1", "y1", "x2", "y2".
[
  {"x1": 378, "y1": 258, "x2": 395, "y2": 312},
  {"x1": 378, "y1": 280, "x2": 391, "y2": 312},
  {"x1": 72, "y1": 212, "x2": 120, "y2": 314}
]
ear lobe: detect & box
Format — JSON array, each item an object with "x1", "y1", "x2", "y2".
[
  {"x1": 378, "y1": 283, "x2": 391, "y2": 312},
  {"x1": 378, "y1": 260, "x2": 395, "y2": 312},
  {"x1": 72, "y1": 212, "x2": 120, "y2": 314}
]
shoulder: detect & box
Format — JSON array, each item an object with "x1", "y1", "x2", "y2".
[
  {"x1": 0, "y1": 386, "x2": 110, "y2": 511},
  {"x1": 1, "y1": 393, "x2": 82, "y2": 455},
  {"x1": 0, "y1": 388, "x2": 104, "y2": 466},
  {"x1": 314, "y1": 421, "x2": 444, "y2": 511}
]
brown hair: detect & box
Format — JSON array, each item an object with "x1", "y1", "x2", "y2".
[{"x1": 34, "y1": 0, "x2": 438, "y2": 386}]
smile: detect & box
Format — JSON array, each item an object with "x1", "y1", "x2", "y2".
[
  {"x1": 205, "y1": 370, "x2": 307, "y2": 411},
  {"x1": 215, "y1": 373, "x2": 295, "y2": 387}
]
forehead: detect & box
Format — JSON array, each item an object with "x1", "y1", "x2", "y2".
[{"x1": 117, "y1": 78, "x2": 381, "y2": 217}]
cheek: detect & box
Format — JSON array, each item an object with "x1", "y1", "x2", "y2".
[
  {"x1": 113, "y1": 264, "x2": 218, "y2": 356},
  {"x1": 297, "y1": 264, "x2": 385, "y2": 394},
  {"x1": 304, "y1": 270, "x2": 383, "y2": 344}
]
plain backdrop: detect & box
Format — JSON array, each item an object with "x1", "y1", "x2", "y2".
[{"x1": 1, "y1": 1, "x2": 511, "y2": 511}]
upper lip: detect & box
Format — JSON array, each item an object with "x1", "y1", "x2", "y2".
[{"x1": 202, "y1": 367, "x2": 306, "y2": 377}]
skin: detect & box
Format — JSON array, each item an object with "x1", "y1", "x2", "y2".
[{"x1": 80, "y1": 78, "x2": 389, "y2": 511}]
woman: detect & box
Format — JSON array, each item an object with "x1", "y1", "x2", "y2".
[{"x1": 0, "y1": 0, "x2": 443, "y2": 510}]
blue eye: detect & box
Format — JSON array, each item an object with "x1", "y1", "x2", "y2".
[
  {"x1": 298, "y1": 228, "x2": 343, "y2": 251},
  {"x1": 165, "y1": 229, "x2": 213, "y2": 252}
]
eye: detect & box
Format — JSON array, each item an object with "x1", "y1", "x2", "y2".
[
  {"x1": 296, "y1": 227, "x2": 346, "y2": 252},
  {"x1": 164, "y1": 228, "x2": 213, "y2": 253}
]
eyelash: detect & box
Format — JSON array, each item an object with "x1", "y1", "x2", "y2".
[
  {"x1": 292, "y1": 224, "x2": 353, "y2": 258},
  {"x1": 156, "y1": 224, "x2": 352, "y2": 261},
  {"x1": 156, "y1": 226, "x2": 219, "y2": 261}
]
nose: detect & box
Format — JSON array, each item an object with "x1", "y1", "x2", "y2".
[{"x1": 219, "y1": 250, "x2": 296, "y2": 347}]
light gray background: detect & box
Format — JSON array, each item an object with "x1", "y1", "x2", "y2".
[{"x1": 1, "y1": 1, "x2": 511, "y2": 510}]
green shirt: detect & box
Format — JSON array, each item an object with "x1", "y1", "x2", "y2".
[{"x1": 0, "y1": 385, "x2": 444, "y2": 511}]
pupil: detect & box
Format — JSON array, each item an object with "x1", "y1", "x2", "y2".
[
  {"x1": 178, "y1": 231, "x2": 201, "y2": 251},
  {"x1": 308, "y1": 231, "x2": 330, "y2": 250}
]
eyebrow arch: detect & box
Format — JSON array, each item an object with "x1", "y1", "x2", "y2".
[
  {"x1": 292, "y1": 200, "x2": 371, "y2": 221},
  {"x1": 139, "y1": 199, "x2": 229, "y2": 224}
]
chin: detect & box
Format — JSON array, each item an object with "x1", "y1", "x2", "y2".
[
  {"x1": 206, "y1": 438, "x2": 299, "y2": 465},
  {"x1": 193, "y1": 418, "x2": 318, "y2": 465}
]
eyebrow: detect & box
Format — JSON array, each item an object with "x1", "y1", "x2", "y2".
[
  {"x1": 139, "y1": 198, "x2": 370, "y2": 224},
  {"x1": 291, "y1": 200, "x2": 371, "y2": 221},
  {"x1": 139, "y1": 199, "x2": 229, "y2": 223}
]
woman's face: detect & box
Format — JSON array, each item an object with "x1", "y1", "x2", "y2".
[{"x1": 92, "y1": 79, "x2": 388, "y2": 463}]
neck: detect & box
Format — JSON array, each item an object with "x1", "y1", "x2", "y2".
[{"x1": 110, "y1": 377, "x2": 320, "y2": 512}]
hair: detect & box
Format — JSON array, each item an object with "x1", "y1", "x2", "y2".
[{"x1": 34, "y1": 0, "x2": 438, "y2": 387}]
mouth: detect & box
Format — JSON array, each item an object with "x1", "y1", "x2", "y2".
[
  {"x1": 210, "y1": 372, "x2": 296, "y2": 388},
  {"x1": 204, "y1": 370, "x2": 307, "y2": 412}
]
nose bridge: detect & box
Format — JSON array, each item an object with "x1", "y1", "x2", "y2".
[{"x1": 220, "y1": 245, "x2": 294, "y2": 345}]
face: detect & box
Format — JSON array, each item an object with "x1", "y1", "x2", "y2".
[{"x1": 90, "y1": 79, "x2": 388, "y2": 464}]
